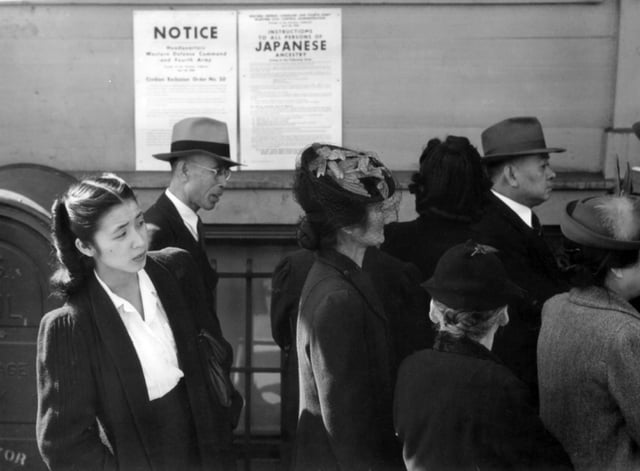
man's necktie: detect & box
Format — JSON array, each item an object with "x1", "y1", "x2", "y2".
[
  {"x1": 532, "y1": 212, "x2": 543, "y2": 237},
  {"x1": 197, "y1": 217, "x2": 207, "y2": 251}
]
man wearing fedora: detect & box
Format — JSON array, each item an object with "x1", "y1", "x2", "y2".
[
  {"x1": 144, "y1": 117, "x2": 243, "y2": 462},
  {"x1": 144, "y1": 116, "x2": 243, "y2": 447},
  {"x1": 473, "y1": 116, "x2": 569, "y2": 403},
  {"x1": 145, "y1": 116, "x2": 240, "y2": 311}
]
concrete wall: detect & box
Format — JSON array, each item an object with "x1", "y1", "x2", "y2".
[{"x1": 1, "y1": 0, "x2": 638, "y2": 225}]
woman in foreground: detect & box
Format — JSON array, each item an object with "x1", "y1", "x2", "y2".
[{"x1": 36, "y1": 174, "x2": 235, "y2": 470}]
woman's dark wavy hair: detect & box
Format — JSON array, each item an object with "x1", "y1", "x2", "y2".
[
  {"x1": 409, "y1": 135, "x2": 491, "y2": 220},
  {"x1": 50, "y1": 173, "x2": 137, "y2": 298},
  {"x1": 561, "y1": 238, "x2": 640, "y2": 288},
  {"x1": 292, "y1": 144, "x2": 394, "y2": 250}
]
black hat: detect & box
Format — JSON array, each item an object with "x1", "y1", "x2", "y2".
[
  {"x1": 422, "y1": 240, "x2": 524, "y2": 310},
  {"x1": 481, "y1": 116, "x2": 565, "y2": 165}
]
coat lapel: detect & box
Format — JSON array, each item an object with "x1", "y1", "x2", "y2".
[
  {"x1": 571, "y1": 287, "x2": 640, "y2": 321},
  {"x1": 488, "y1": 193, "x2": 535, "y2": 239},
  {"x1": 156, "y1": 193, "x2": 204, "y2": 257},
  {"x1": 319, "y1": 249, "x2": 388, "y2": 324},
  {"x1": 144, "y1": 256, "x2": 196, "y2": 365},
  {"x1": 157, "y1": 193, "x2": 218, "y2": 289},
  {"x1": 86, "y1": 275, "x2": 156, "y2": 457},
  {"x1": 488, "y1": 193, "x2": 559, "y2": 277}
]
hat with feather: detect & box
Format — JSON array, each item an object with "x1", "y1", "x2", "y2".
[{"x1": 562, "y1": 195, "x2": 640, "y2": 250}]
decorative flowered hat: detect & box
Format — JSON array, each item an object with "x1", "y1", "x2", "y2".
[
  {"x1": 293, "y1": 143, "x2": 398, "y2": 250},
  {"x1": 304, "y1": 143, "x2": 395, "y2": 202}
]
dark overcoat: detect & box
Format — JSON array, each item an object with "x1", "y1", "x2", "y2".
[
  {"x1": 539, "y1": 288, "x2": 640, "y2": 470},
  {"x1": 271, "y1": 248, "x2": 428, "y2": 469},
  {"x1": 394, "y1": 333, "x2": 572, "y2": 471},
  {"x1": 472, "y1": 192, "x2": 568, "y2": 397},
  {"x1": 144, "y1": 192, "x2": 218, "y2": 309},
  {"x1": 293, "y1": 249, "x2": 403, "y2": 471},
  {"x1": 36, "y1": 249, "x2": 235, "y2": 471},
  {"x1": 382, "y1": 210, "x2": 478, "y2": 282},
  {"x1": 271, "y1": 247, "x2": 430, "y2": 374}
]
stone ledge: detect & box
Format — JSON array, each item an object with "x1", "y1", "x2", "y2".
[
  {"x1": 74, "y1": 170, "x2": 614, "y2": 192},
  {"x1": 552, "y1": 172, "x2": 612, "y2": 191}
]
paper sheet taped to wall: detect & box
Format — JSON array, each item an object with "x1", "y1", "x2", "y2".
[
  {"x1": 238, "y1": 9, "x2": 342, "y2": 170},
  {"x1": 133, "y1": 10, "x2": 238, "y2": 171}
]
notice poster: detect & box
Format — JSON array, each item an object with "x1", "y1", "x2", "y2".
[
  {"x1": 134, "y1": 10, "x2": 238, "y2": 170},
  {"x1": 239, "y1": 9, "x2": 342, "y2": 170}
]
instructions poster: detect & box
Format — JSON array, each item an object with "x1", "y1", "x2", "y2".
[
  {"x1": 134, "y1": 10, "x2": 238, "y2": 170},
  {"x1": 239, "y1": 9, "x2": 342, "y2": 170}
]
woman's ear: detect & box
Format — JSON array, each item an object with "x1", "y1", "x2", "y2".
[
  {"x1": 75, "y1": 238, "x2": 95, "y2": 258},
  {"x1": 498, "y1": 307, "x2": 510, "y2": 327},
  {"x1": 428, "y1": 300, "x2": 440, "y2": 325},
  {"x1": 610, "y1": 267, "x2": 624, "y2": 279},
  {"x1": 339, "y1": 225, "x2": 354, "y2": 236}
]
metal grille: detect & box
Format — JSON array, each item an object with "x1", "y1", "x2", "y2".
[{"x1": 215, "y1": 258, "x2": 283, "y2": 471}]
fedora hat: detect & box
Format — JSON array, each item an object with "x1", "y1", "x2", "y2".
[
  {"x1": 153, "y1": 117, "x2": 241, "y2": 166},
  {"x1": 561, "y1": 196, "x2": 640, "y2": 251},
  {"x1": 481, "y1": 116, "x2": 565, "y2": 165},
  {"x1": 422, "y1": 240, "x2": 524, "y2": 311}
]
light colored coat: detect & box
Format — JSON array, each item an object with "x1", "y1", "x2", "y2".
[{"x1": 538, "y1": 287, "x2": 640, "y2": 471}]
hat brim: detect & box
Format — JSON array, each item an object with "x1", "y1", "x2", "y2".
[
  {"x1": 482, "y1": 147, "x2": 565, "y2": 165},
  {"x1": 561, "y1": 200, "x2": 640, "y2": 250},
  {"x1": 421, "y1": 278, "x2": 525, "y2": 311},
  {"x1": 152, "y1": 149, "x2": 243, "y2": 167}
]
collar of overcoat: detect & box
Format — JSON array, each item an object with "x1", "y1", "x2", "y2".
[
  {"x1": 568, "y1": 285, "x2": 640, "y2": 321},
  {"x1": 486, "y1": 191, "x2": 537, "y2": 236},
  {"x1": 485, "y1": 192, "x2": 560, "y2": 271},
  {"x1": 154, "y1": 192, "x2": 206, "y2": 255},
  {"x1": 316, "y1": 248, "x2": 388, "y2": 324},
  {"x1": 433, "y1": 331, "x2": 505, "y2": 365},
  {"x1": 85, "y1": 254, "x2": 197, "y2": 460}
]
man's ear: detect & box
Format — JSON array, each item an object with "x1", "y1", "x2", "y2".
[
  {"x1": 75, "y1": 238, "x2": 95, "y2": 258},
  {"x1": 176, "y1": 159, "x2": 190, "y2": 181},
  {"x1": 503, "y1": 163, "x2": 519, "y2": 188}
]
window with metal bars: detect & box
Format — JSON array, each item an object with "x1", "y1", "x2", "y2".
[{"x1": 206, "y1": 226, "x2": 298, "y2": 471}]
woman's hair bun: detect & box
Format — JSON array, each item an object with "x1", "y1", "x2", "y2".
[
  {"x1": 297, "y1": 216, "x2": 320, "y2": 250},
  {"x1": 419, "y1": 138, "x2": 442, "y2": 165},
  {"x1": 408, "y1": 171, "x2": 424, "y2": 196}
]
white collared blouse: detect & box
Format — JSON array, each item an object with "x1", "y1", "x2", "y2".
[{"x1": 94, "y1": 269, "x2": 184, "y2": 400}]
